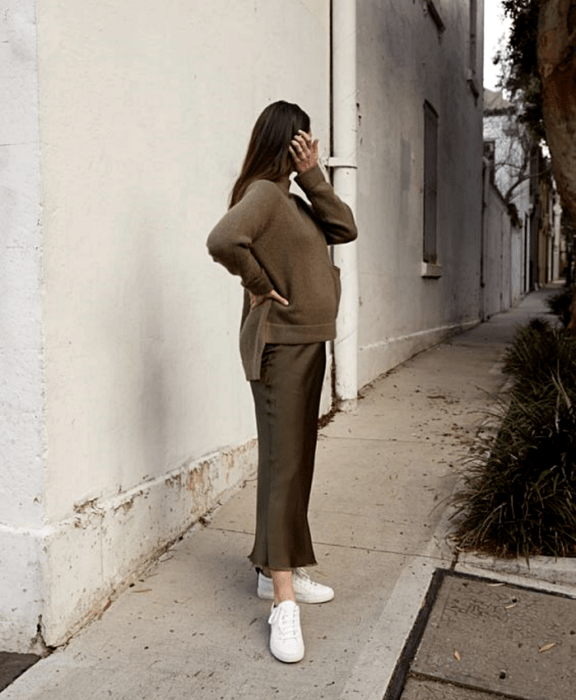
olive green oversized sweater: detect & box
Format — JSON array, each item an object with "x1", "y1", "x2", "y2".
[{"x1": 206, "y1": 164, "x2": 357, "y2": 381}]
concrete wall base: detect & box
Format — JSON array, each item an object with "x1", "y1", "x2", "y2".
[
  {"x1": 0, "y1": 440, "x2": 257, "y2": 653},
  {"x1": 0, "y1": 528, "x2": 46, "y2": 654},
  {"x1": 359, "y1": 320, "x2": 480, "y2": 387}
]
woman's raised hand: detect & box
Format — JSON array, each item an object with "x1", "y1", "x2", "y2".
[
  {"x1": 289, "y1": 130, "x2": 319, "y2": 173},
  {"x1": 250, "y1": 289, "x2": 289, "y2": 309}
]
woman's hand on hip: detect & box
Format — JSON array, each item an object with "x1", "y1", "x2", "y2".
[
  {"x1": 250, "y1": 289, "x2": 289, "y2": 309},
  {"x1": 289, "y1": 130, "x2": 319, "y2": 173}
]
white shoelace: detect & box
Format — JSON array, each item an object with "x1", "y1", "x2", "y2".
[
  {"x1": 294, "y1": 568, "x2": 320, "y2": 589},
  {"x1": 269, "y1": 603, "x2": 300, "y2": 640}
]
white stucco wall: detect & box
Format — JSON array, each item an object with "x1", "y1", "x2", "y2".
[
  {"x1": 38, "y1": 0, "x2": 330, "y2": 516},
  {"x1": 0, "y1": 0, "x2": 46, "y2": 652},
  {"x1": 356, "y1": 0, "x2": 484, "y2": 385},
  {"x1": 511, "y1": 224, "x2": 523, "y2": 306},
  {"x1": 3, "y1": 0, "x2": 492, "y2": 652},
  {"x1": 1, "y1": 0, "x2": 332, "y2": 652},
  {"x1": 482, "y1": 177, "x2": 514, "y2": 319}
]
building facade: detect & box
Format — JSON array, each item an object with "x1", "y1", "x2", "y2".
[
  {"x1": 1, "y1": 0, "x2": 485, "y2": 652},
  {"x1": 483, "y1": 88, "x2": 562, "y2": 294}
]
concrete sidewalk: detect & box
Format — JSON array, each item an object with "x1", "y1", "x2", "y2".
[{"x1": 2, "y1": 287, "x2": 571, "y2": 700}]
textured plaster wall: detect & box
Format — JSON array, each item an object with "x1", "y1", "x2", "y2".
[
  {"x1": 356, "y1": 0, "x2": 485, "y2": 385},
  {"x1": 482, "y1": 179, "x2": 514, "y2": 319},
  {"x1": 3, "y1": 0, "x2": 330, "y2": 650},
  {"x1": 511, "y1": 225, "x2": 523, "y2": 306},
  {"x1": 0, "y1": 0, "x2": 46, "y2": 652},
  {"x1": 38, "y1": 0, "x2": 329, "y2": 524}
]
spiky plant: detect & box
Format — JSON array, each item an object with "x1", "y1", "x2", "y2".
[
  {"x1": 503, "y1": 318, "x2": 576, "y2": 398},
  {"x1": 452, "y1": 319, "x2": 576, "y2": 559}
]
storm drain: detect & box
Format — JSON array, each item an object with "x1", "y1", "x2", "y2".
[
  {"x1": 0, "y1": 652, "x2": 41, "y2": 693},
  {"x1": 386, "y1": 570, "x2": 576, "y2": 700}
]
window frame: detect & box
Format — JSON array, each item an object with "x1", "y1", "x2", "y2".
[{"x1": 423, "y1": 100, "x2": 439, "y2": 268}]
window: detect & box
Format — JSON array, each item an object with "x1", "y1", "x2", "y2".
[{"x1": 423, "y1": 101, "x2": 439, "y2": 266}]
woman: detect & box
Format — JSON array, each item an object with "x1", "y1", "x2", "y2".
[{"x1": 207, "y1": 101, "x2": 357, "y2": 663}]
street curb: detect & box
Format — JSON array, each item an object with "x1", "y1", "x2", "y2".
[
  {"x1": 455, "y1": 553, "x2": 576, "y2": 599},
  {"x1": 442, "y1": 481, "x2": 576, "y2": 600},
  {"x1": 439, "y1": 492, "x2": 576, "y2": 599}
]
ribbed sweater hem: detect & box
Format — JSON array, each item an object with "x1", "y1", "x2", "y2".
[
  {"x1": 264, "y1": 321, "x2": 336, "y2": 345},
  {"x1": 244, "y1": 321, "x2": 335, "y2": 381}
]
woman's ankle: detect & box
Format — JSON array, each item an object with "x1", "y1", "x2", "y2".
[{"x1": 271, "y1": 569, "x2": 295, "y2": 605}]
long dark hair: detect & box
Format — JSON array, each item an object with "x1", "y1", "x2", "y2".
[{"x1": 229, "y1": 101, "x2": 310, "y2": 208}]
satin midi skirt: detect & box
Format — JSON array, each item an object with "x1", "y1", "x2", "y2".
[{"x1": 248, "y1": 342, "x2": 326, "y2": 570}]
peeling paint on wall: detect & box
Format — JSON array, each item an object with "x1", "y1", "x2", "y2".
[{"x1": 38, "y1": 438, "x2": 258, "y2": 648}]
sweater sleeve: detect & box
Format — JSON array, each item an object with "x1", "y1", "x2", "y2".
[
  {"x1": 206, "y1": 181, "x2": 276, "y2": 296},
  {"x1": 295, "y1": 165, "x2": 358, "y2": 245}
]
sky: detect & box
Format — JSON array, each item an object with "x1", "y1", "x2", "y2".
[{"x1": 483, "y1": 0, "x2": 511, "y2": 91}]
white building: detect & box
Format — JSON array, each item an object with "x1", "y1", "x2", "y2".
[
  {"x1": 483, "y1": 89, "x2": 531, "y2": 299},
  {"x1": 1, "y1": 0, "x2": 485, "y2": 652},
  {"x1": 483, "y1": 88, "x2": 563, "y2": 294}
]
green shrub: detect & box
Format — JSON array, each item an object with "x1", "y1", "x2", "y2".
[
  {"x1": 502, "y1": 318, "x2": 576, "y2": 402},
  {"x1": 452, "y1": 319, "x2": 576, "y2": 559}
]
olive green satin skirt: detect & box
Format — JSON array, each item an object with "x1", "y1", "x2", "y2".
[{"x1": 248, "y1": 342, "x2": 326, "y2": 570}]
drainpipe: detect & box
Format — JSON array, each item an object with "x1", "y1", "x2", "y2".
[{"x1": 329, "y1": 0, "x2": 359, "y2": 410}]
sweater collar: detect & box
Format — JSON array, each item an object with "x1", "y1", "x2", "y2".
[{"x1": 275, "y1": 176, "x2": 291, "y2": 196}]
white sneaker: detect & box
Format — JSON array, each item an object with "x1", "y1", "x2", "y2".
[
  {"x1": 257, "y1": 568, "x2": 335, "y2": 604},
  {"x1": 268, "y1": 601, "x2": 305, "y2": 663}
]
